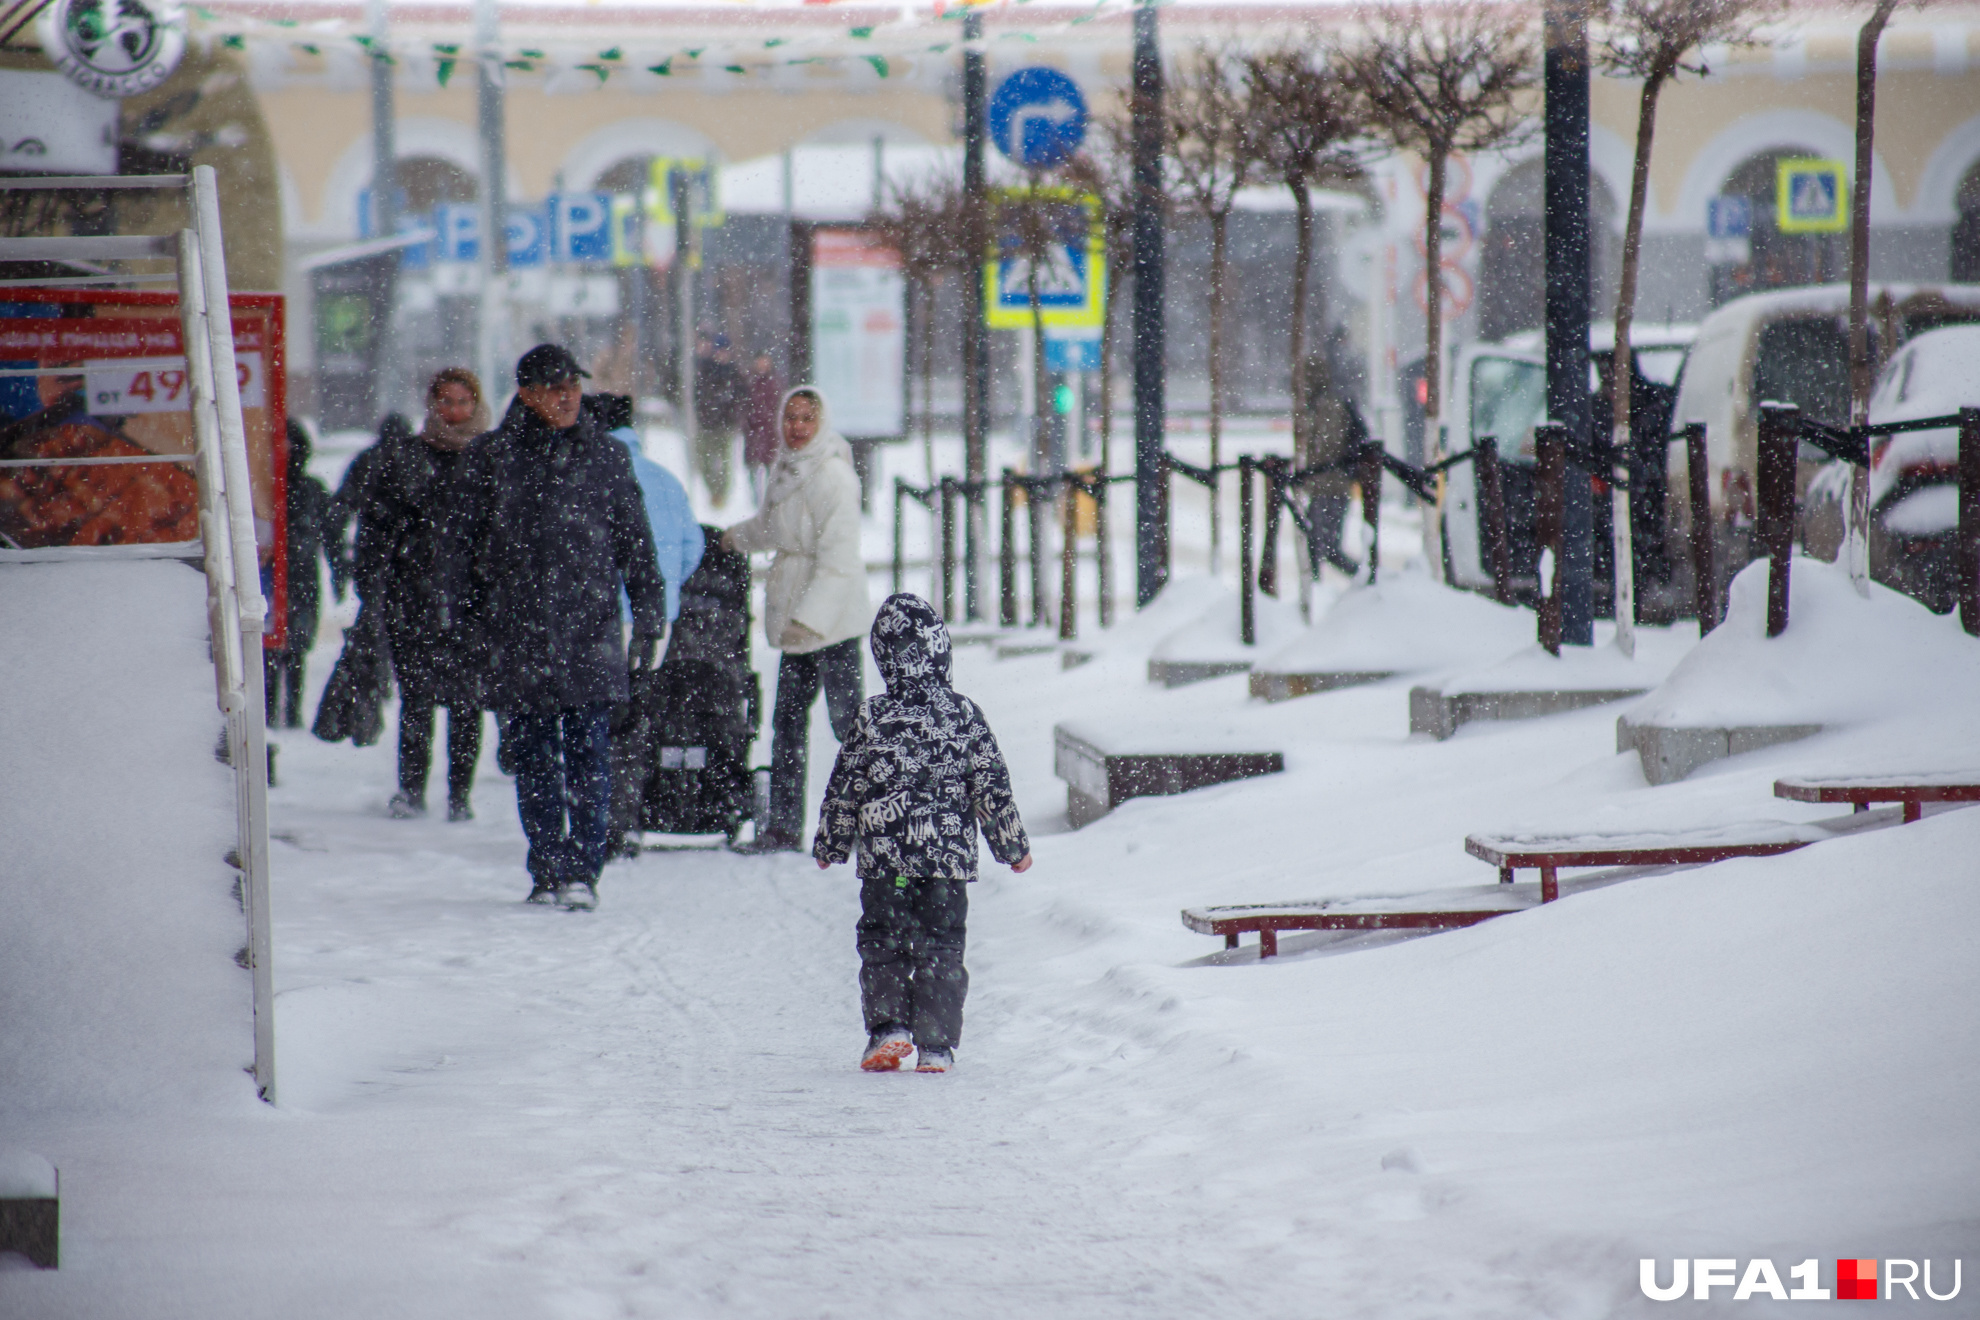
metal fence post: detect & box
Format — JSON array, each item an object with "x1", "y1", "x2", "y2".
[
  {"x1": 1535, "y1": 424, "x2": 1566, "y2": 655},
  {"x1": 939, "y1": 477, "x2": 958, "y2": 623},
  {"x1": 999, "y1": 472, "x2": 1018, "y2": 627},
  {"x1": 1060, "y1": 478, "x2": 1079, "y2": 641},
  {"x1": 1757, "y1": 402, "x2": 1800, "y2": 637},
  {"x1": 1683, "y1": 422, "x2": 1718, "y2": 633},
  {"x1": 1959, "y1": 407, "x2": 1980, "y2": 637},
  {"x1": 1476, "y1": 437, "x2": 1513, "y2": 604},
  {"x1": 892, "y1": 478, "x2": 907, "y2": 597},
  {"x1": 1028, "y1": 478, "x2": 1051, "y2": 629},
  {"x1": 1357, "y1": 442, "x2": 1384, "y2": 586},
  {"x1": 1095, "y1": 476, "x2": 1114, "y2": 629},
  {"x1": 1257, "y1": 457, "x2": 1283, "y2": 599},
  {"x1": 1239, "y1": 455, "x2": 1256, "y2": 646}
]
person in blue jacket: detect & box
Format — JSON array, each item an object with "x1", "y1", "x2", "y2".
[{"x1": 584, "y1": 393, "x2": 702, "y2": 622}]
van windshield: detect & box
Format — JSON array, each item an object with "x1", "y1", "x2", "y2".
[
  {"x1": 1471, "y1": 356, "x2": 1546, "y2": 460},
  {"x1": 1753, "y1": 317, "x2": 1852, "y2": 426}
]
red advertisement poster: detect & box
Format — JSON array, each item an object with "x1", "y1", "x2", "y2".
[{"x1": 0, "y1": 290, "x2": 289, "y2": 648}]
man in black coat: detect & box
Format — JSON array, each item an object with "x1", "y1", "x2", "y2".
[{"x1": 445, "y1": 344, "x2": 668, "y2": 908}]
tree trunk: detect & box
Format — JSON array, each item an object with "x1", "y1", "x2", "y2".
[
  {"x1": 1848, "y1": 0, "x2": 1901, "y2": 597},
  {"x1": 922, "y1": 274, "x2": 937, "y2": 487},
  {"x1": 1609, "y1": 70, "x2": 1664, "y2": 658},
  {"x1": 1419, "y1": 144, "x2": 1448, "y2": 581},
  {"x1": 1289, "y1": 172, "x2": 1314, "y2": 470},
  {"x1": 1421, "y1": 144, "x2": 1447, "y2": 446},
  {"x1": 1208, "y1": 207, "x2": 1229, "y2": 576}
]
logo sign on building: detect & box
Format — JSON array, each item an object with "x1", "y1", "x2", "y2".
[
  {"x1": 990, "y1": 67, "x2": 1087, "y2": 170},
  {"x1": 550, "y1": 192, "x2": 613, "y2": 264},
  {"x1": 1776, "y1": 158, "x2": 1848, "y2": 234},
  {"x1": 37, "y1": 0, "x2": 187, "y2": 98},
  {"x1": 984, "y1": 189, "x2": 1104, "y2": 330},
  {"x1": 810, "y1": 229, "x2": 904, "y2": 439},
  {"x1": 434, "y1": 204, "x2": 482, "y2": 264}
]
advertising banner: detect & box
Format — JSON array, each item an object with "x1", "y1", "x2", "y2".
[
  {"x1": 810, "y1": 230, "x2": 904, "y2": 440},
  {"x1": 312, "y1": 249, "x2": 397, "y2": 434},
  {"x1": 0, "y1": 290, "x2": 289, "y2": 647}
]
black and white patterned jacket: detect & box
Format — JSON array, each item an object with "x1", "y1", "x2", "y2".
[{"x1": 813, "y1": 594, "x2": 1029, "y2": 880}]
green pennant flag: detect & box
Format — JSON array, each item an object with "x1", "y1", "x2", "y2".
[
  {"x1": 724, "y1": 63, "x2": 744, "y2": 73},
  {"x1": 298, "y1": 42, "x2": 319, "y2": 55},
  {"x1": 220, "y1": 33, "x2": 243, "y2": 49},
  {"x1": 505, "y1": 59, "x2": 534, "y2": 71},
  {"x1": 648, "y1": 59, "x2": 673, "y2": 75},
  {"x1": 580, "y1": 64, "x2": 611, "y2": 83},
  {"x1": 436, "y1": 58, "x2": 456, "y2": 87},
  {"x1": 848, "y1": 26, "x2": 874, "y2": 38},
  {"x1": 764, "y1": 37, "x2": 786, "y2": 48},
  {"x1": 864, "y1": 54, "x2": 889, "y2": 77},
  {"x1": 599, "y1": 47, "x2": 621, "y2": 61}
]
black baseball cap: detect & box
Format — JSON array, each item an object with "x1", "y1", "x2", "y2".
[{"x1": 515, "y1": 343, "x2": 591, "y2": 388}]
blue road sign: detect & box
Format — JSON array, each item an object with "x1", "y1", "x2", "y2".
[
  {"x1": 989, "y1": 67, "x2": 1087, "y2": 170},
  {"x1": 551, "y1": 192, "x2": 613, "y2": 264},
  {"x1": 506, "y1": 205, "x2": 549, "y2": 269},
  {"x1": 1046, "y1": 333, "x2": 1102, "y2": 372},
  {"x1": 1707, "y1": 195, "x2": 1751, "y2": 240}
]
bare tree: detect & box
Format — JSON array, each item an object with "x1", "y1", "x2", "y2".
[
  {"x1": 871, "y1": 171, "x2": 971, "y2": 484},
  {"x1": 1341, "y1": 1, "x2": 1537, "y2": 574},
  {"x1": 1166, "y1": 45, "x2": 1265, "y2": 573},
  {"x1": 1597, "y1": 0, "x2": 1779, "y2": 652},
  {"x1": 1245, "y1": 44, "x2": 1365, "y2": 469},
  {"x1": 1846, "y1": 0, "x2": 1914, "y2": 596}
]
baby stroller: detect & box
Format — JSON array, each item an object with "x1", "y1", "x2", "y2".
[{"x1": 609, "y1": 526, "x2": 761, "y2": 850}]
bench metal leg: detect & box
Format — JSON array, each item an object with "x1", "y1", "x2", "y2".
[
  {"x1": 1499, "y1": 865, "x2": 1514, "y2": 885},
  {"x1": 1258, "y1": 929, "x2": 1278, "y2": 959},
  {"x1": 1540, "y1": 865, "x2": 1559, "y2": 904},
  {"x1": 1224, "y1": 932, "x2": 1239, "y2": 949}
]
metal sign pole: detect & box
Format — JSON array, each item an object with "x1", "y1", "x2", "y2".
[
  {"x1": 1131, "y1": 1, "x2": 1167, "y2": 607},
  {"x1": 1544, "y1": 0, "x2": 1594, "y2": 646},
  {"x1": 475, "y1": 0, "x2": 507, "y2": 403},
  {"x1": 962, "y1": 12, "x2": 988, "y2": 621}
]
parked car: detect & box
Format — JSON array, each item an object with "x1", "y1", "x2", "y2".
[
  {"x1": 1441, "y1": 322, "x2": 1694, "y2": 613},
  {"x1": 1858, "y1": 323, "x2": 1980, "y2": 611},
  {"x1": 1664, "y1": 282, "x2": 1980, "y2": 612}
]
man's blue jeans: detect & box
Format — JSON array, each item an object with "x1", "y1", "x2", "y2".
[{"x1": 510, "y1": 705, "x2": 614, "y2": 884}]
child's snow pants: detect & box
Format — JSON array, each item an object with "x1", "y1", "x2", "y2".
[{"x1": 857, "y1": 875, "x2": 968, "y2": 1051}]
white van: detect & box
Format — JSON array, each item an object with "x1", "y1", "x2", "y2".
[
  {"x1": 1441, "y1": 323, "x2": 1694, "y2": 601},
  {"x1": 1665, "y1": 283, "x2": 1980, "y2": 585}
]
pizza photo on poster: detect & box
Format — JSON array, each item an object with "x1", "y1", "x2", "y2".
[{"x1": 0, "y1": 290, "x2": 290, "y2": 647}]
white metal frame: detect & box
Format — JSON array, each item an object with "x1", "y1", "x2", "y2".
[{"x1": 0, "y1": 166, "x2": 277, "y2": 1102}]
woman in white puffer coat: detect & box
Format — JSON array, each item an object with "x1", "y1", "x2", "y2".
[{"x1": 723, "y1": 386, "x2": 872, "y2": 851}]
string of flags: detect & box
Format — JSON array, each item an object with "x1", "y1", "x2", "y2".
[{"x1": 187, "y1": 0, "x2": 1152, "y2": 85}]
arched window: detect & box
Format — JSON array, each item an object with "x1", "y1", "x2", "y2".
[
  {"x1": 1709, "y1": 149, "x2": 1845, "y2": 306},
  {"x1": 1475, "y1": 159, "x2": 1619, "y2": 344},
  {"x1": 392, "y1": 155, "x2": 477, "y2": 214},
  {"x1": 1952, "y1": 160, "x2": 1980, "y2": 282}
]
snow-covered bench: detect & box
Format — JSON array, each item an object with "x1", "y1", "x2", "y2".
[
  {"x1": 1464, "y1": 814, "x2": 1893, "y2": 903},
  {"x1": 1181, "y1": 902, "x2": 1508, "y2": 959},
  {"x1": 1774, "y1": 774, "x2": 1980, "y2": 824},
  {"x1": 1054, "y1": 723, "x2": 1283, "y2": 828}
]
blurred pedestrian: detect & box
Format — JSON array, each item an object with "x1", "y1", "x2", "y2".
[
  {"x1": 724, "y1": 386, "x2": 870, "y2": 853},
  {"x1": 693, "y1": 333, "x2": 744, "y2": 506},
  {"x1": 813, "y1": 593, "x2": 1032, "y2": 1073},
  {"x1": 742, "y1": 352, "x2": 783, "y2": 504},
  {"x1": 311, "y1": 412, "x2": 410, "y2": 749},
  {"x1": 366, "y1": 369, "x2": 491, "y2": 821},
  {"x1": 266, "y1": 418, "x2": 332, "y2": 729},
  {"x1": 445, "y1": 345, "x2": 666, "y2": 909}
]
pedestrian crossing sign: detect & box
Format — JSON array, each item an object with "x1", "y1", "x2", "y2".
[
  {"x1": 1776, "y1": 158, "x2": 1848, "y2": 234},
  {"x1": 983, "y1": 188, "x2": 1104, "y2": 330}
]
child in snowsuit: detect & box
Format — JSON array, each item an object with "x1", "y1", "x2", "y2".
[{"x1": 813, "y1": 593, "x2": 1031, "y2": 1073}]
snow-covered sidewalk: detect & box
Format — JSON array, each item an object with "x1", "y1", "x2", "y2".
[{"x1": 5, "y1": 555, "x2": 1979, "y2": 1318}]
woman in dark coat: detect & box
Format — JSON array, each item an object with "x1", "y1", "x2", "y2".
[
  {"x1": 364, "y1": 369, "x2": 492, "y2": 820},
  {"x1": 266, "y1": 419, "x2": 332, "y2": 728}
]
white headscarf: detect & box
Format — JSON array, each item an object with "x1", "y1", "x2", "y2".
[{"x1": 764, "y1": 385, "x2": 852, "y2": 507}]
